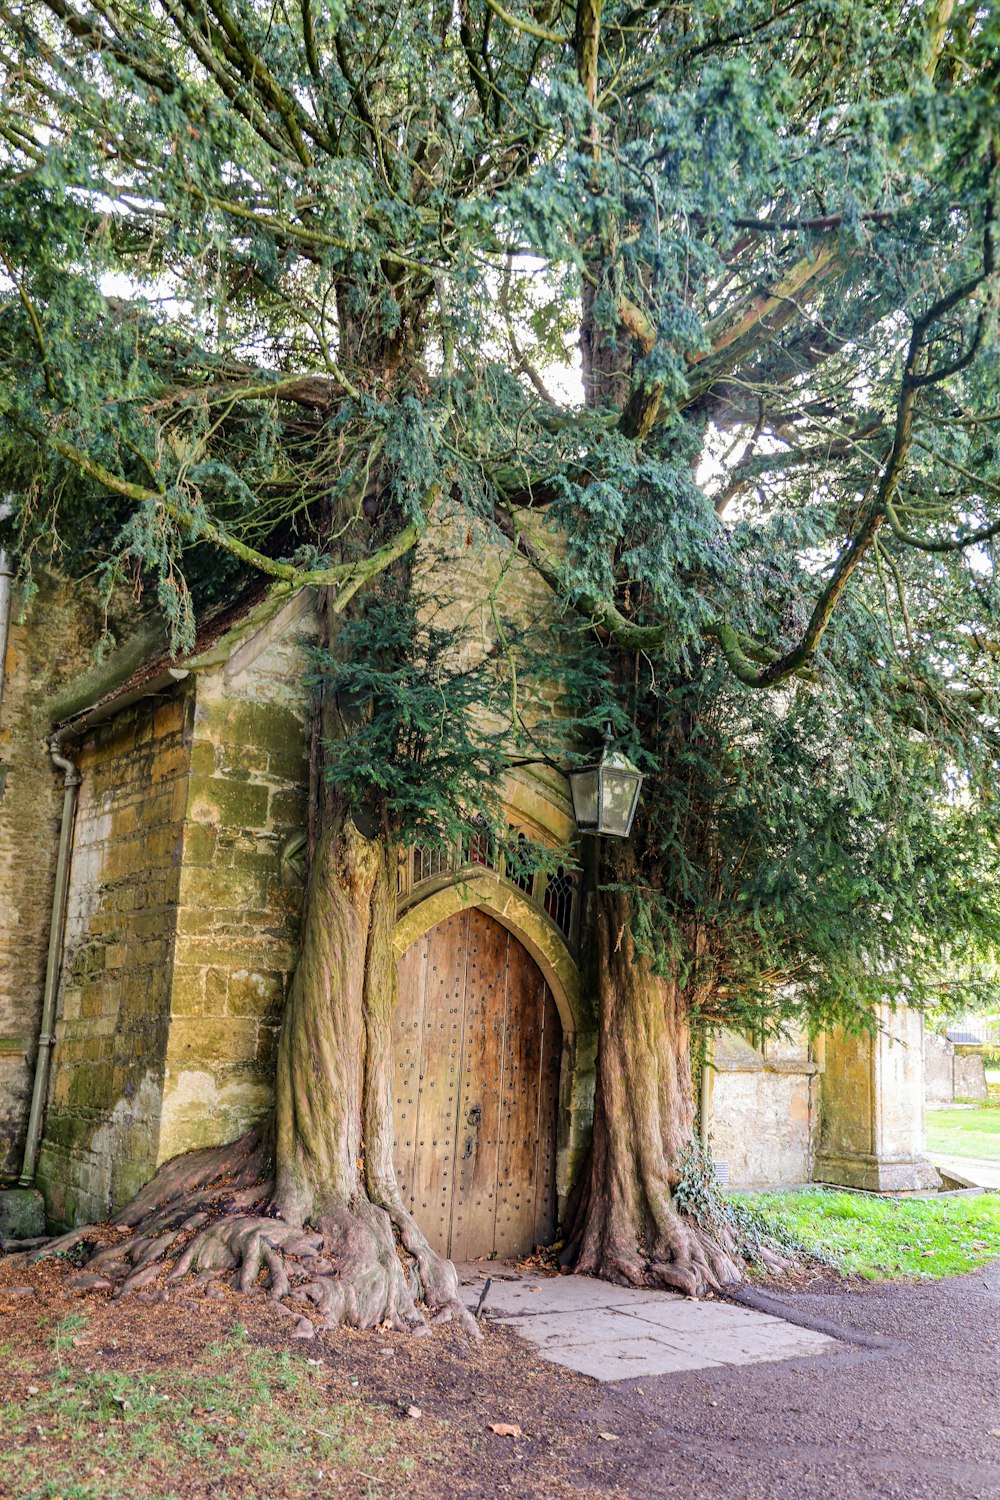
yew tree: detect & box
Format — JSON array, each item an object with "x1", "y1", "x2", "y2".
[{"x1": 1, "y1": 0, "x2": 999, "y2": 1313}]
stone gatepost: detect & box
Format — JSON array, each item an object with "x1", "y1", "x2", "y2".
[{"x1": 814, "y1": 1005, "x2": 942, "y2": 1193}]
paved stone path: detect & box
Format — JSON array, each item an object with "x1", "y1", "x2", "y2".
[
  {"x1": 456, "y1": 1263, "x2": 835, "y2": 1380},
  {"x1": 933, "y1": 1152, "x2": 1000, "y2": 1189}
]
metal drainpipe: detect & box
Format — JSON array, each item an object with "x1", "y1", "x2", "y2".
[{"x1": 18, "y1": 736, "x2": 81, "y2": 1186}]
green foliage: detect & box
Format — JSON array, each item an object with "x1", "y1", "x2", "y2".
[
  {"x1": 737, "y1": 1187, "x2": 1000, "y2": 1281},
  {"x1": 673, "y1": 1139, "x2": 816, "y2": 1267},
  {"x1": 313, "y1": 583, "x2": 512, "y2": 848},
  {"x1": 0, "y1": 0, "x2": 998, "y2": 1045}
]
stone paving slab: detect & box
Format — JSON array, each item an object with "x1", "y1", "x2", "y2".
[
  {"x1": 458, "y1": 1270, "x2": 667, "y2": 1317},
  {"x1": 605, "y1": 1299, "x2": 786, "y2": 1333},
  {"x1": 933, "y1": 1153, "x2": 1000, "y2": 1190},
  {"x1": 456, "y1": 1263, "x2": 837, "y2": 1381},
  {"x1": 539, "y1": 1334, "x2": 725, "y2": 1381}
]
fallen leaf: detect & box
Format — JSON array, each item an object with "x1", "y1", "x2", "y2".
[
  {"x1": 489, "y1": 1423, "x2": 522, "y2": 1438},
  {"x1": 406, "y1": 1406, "x2": 422, "y2": 1419},
  {"x1": 598, "y1": 1432, "x2": 620, "y2": 1442}
]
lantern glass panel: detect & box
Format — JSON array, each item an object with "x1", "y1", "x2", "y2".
[
  {"x1": 568, "y1": 768, "x2": 600, "y2": 830},
  {"x1": 597, "y1": 762, "x2": 643, "y2": 838}
]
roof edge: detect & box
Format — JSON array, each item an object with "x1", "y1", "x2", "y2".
[{"x1": 48, "y1": 583, "x2": 308, "y2": 737}]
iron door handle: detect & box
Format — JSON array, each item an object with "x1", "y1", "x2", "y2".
[{"x1": 462, "y1": 1104, "x2": 482, "y2": 1160}]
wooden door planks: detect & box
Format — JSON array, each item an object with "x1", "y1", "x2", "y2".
[{"x1": 392, "y1": 908, "x2": 561, "y2": 1258}]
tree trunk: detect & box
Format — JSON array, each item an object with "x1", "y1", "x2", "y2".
[
  {"x1": 27, "y1": 808, "x2": 474, "y2": 1331},
  {"x1": 272, "y1": 817, "x2": 380, "y2": 1225},
  {"x1": 270, "y1": 811, "x2": 467, "y2": 1325},
  {"x1": 566, "y1": 873, "x2": 742, "y2": 1296}
]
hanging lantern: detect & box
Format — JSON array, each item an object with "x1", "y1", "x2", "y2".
[{"x1": 568, "y1": 727, "x2": 644, "y2": 839}]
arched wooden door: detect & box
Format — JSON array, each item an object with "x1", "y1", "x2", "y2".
[{"x1": 392, "y1": 908, "x2": 562, "y2": 1260}]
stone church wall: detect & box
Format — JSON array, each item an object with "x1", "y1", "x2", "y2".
[
  {"x1": 156, "y1": 620, "x2": 314, "y2": 1164},
  {"x1": 0, "y1": 575, "x2": 106, "y2": 1179},
  {"x1": 708, "y1": 1029, "x2": 819, "y2": 1187},
  {"x1": 32, "y1": 603, "x2": 316, "y2": 1223},
  {"x1": 36, "y1": 692, "x2": 193, "y2": 1224}
]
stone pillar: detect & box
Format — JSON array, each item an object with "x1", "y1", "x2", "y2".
[{"x1": 815, "y1": 1005, "x2": 941, "y2": 1192}]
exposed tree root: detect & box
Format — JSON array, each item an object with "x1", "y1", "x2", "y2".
[
  {"x1": 573, "y1": 1203, "x2": 791, "y2": 1298},
  {"x1": 18, "y1": 1130, "x2": 477, "y2": 1336},
  {"x1": 12, "y1": 823, "x2": 483, "y2": 1337}
]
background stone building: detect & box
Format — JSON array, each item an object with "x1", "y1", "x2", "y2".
[{"x1": 0, "y1": 534, "x2": 942, "y2": 1237}]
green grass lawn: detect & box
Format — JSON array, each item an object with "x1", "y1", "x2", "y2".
[
  {"x1": 734, "y1": 1187, "x2": 1000, "y2": 1281},
  {"x1": 925, "y1": 1102, "x2": 1000, "y2": 1161},
  {"x1": 0, "y1": 1323, "x2": 422, "y2": 1500}
]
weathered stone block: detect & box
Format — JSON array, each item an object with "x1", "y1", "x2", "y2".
[
  {"x1": 228, "y1": 845, "x2": 279, "y2": 878},
  {"x1": 267, "y1": 749, "x2": 308, "y2": 782},
  {"x1": 170, "y1": 965, "x2": 207, "y2": 1016},
  {"x1": 181, "y1": 864, "x2": 268, "y2": 913},
  {"x1": 268, "y1": 788, "x2": 307, "y2": 829},
  {"x1": 183, "y1": 824, "x2": 217, "y2": 865},
  {"x1": 153, "y1": 699, "x2": 184, "y2": 738},
  {"x1": 187, "y1": 774, "x2": 270, "y2": 830},
  {"x1": 204, "y1": 968, "x2": 228, "y2": 1014},
  {"x1": 190, "y1": 740, "x2": 217, "y2": 775},
  {"x1": 213, "y1": 701, "x2": 304, "y2": 756},
  {"x1": 0, "y1": 1187, "x2": 46, "y2": 1240},
  {"x1": 227, "y1": 969, "x2": 283, "y2": 1018},
  {"x1": 218, "y1": 743, "x2": 269, "y2": 777},
  {"x1": 167, "y1": 1017, "x2": 259, "y2": 1064},
  {"x1": 80, "y1": 985, "x2": 105, "y2": 1020}
]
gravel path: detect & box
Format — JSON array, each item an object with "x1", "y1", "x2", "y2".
[{"x1": 563, "y1": 1265, "x2": 1000, "y2": 1499}]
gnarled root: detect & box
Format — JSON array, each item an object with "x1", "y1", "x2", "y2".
[
  {"x1": 112, "y1": 1127, "x2": 271, "y2": 1229},
  {"x1": 572, "y1": 1194, "x2": 788, "y2": 1299},
  {"x1": 575, "y1": 1217, "x2": 740, "y2": 1299},
  {"x1": 20, "y1": 1130, "x2": 477, "y2": 1335}
]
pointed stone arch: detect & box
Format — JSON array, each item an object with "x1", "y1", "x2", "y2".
[{"x1": 394, "y1": 868, "x2": 588, "y2": 1037}]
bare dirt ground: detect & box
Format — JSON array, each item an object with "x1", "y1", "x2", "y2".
[{"x1": 3, "y1": 1247, "x2": 1000, "y2": 1499}]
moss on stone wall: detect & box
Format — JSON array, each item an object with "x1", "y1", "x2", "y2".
[
  {"x1": 158, "y1": 646, "x2": 313, "y2": 1163},
  {"x1": 36, "y1": 692, "x2": 193, "y2": 1223}
]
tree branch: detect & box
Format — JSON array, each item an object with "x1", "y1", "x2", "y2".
[
  {"x1": 13, "y1": 416, "x2": 430, "y2": 598},
  {"x1": 484, "y1": 0, "x2": 568, "y2": 46}
]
